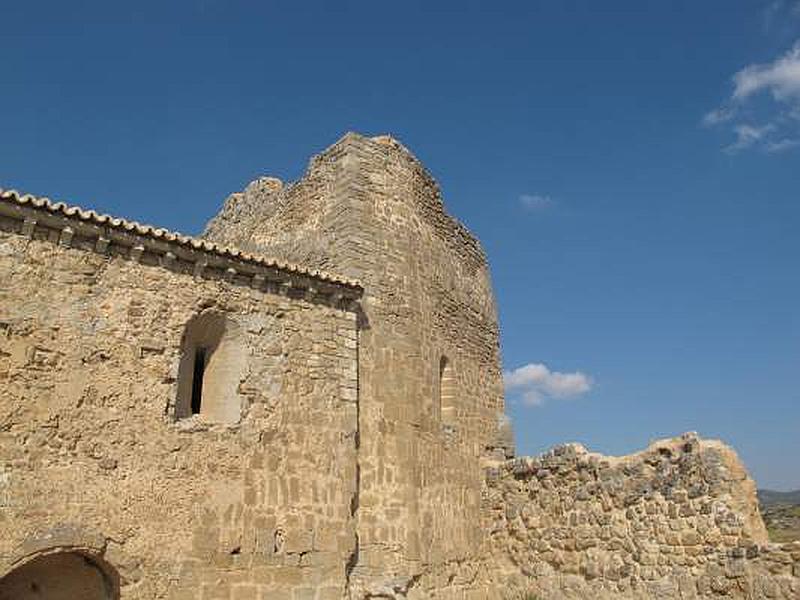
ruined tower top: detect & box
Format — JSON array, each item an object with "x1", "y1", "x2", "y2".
[{"x1": 205, "y1": 132, "x2": 510, "y2": 591}]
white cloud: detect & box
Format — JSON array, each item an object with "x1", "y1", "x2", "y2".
[
  {"x1": 519, "y1": 194, "x2": 553, "y2": 211},
  {"x1": 504, "y1": 362, "x2": 593, "y2": 407},
  {"x1": 732, "y1": 43, "x2": 800, "y2": 101},
  {"x1": 705, "y1": 41, "x2": 800, "y2": 153}
]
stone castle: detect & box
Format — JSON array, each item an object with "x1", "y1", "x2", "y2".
[{"x1": 0, "y1": 133, "x2": 797, "y2": 599}]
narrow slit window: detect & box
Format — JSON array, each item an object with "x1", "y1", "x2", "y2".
[
  {"x1": 175, "y1": 311, "x2": 245, "y2": 423},
  {"x1": 190, "y1": 347, "x2": 207, "y2": 415},
  {"x1": 439, "y1": 356, "x2": 456, "y2": 428}
]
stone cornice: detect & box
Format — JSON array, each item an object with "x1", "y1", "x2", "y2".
[{"x1": 0, "y1": 189, "x2": 363, "y2": 304}]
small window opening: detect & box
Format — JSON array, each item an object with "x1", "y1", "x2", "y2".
[
  {"x1": 175, "y1": 311, "x2": 245, "y2": 423},
  {"x1": 439, "y1": 355, "x2": 456, "y2": 429},
  {"x1": 190, "y1": 347, "x2": 207, "y2": 414}
]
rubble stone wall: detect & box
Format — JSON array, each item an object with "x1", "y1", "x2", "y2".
[
  {"x1": 486, "y1": 433, "x2": 800, "y2": 599},
  {"x1": 0, "y1": 212, "x2": 360, "y2": 599}
]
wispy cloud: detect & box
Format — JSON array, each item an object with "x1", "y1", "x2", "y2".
[
  {"x1": 504, "y1": 362, "x2": 593, "y2": 407},
  {"x1": 725, "y1": 123, "x2": 776, "y2": 153},
  {"x1": 766, "y1": 137, "x2": 800, "y2": 151},
  {"x1": 705, "y1": 41, "x2": 800, "y2": 153},
  {"x1": 764, "y1": 1, "x2": 785, "y2": 32},
  {"x1": 763, "y1": 1, "x2": 800, "y2": 32},
  {"x1": 519, "y1": 194, "x2": 553, "y2": 211},
  {"x1": 702, "y1": 106, "x2": 736, "y2": 126}
]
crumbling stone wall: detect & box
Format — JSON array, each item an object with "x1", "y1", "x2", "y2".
[
  {"x1": 205, "y1": 133, "x2": 509, "y2": 598},
  {"x1": 0, "y1": 196, "x2": 361, "y2": 599},
  {"x1": 486, "y1": 433, "x2": 800, "y2": 599}
]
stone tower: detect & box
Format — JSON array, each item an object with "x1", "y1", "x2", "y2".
[{"x1": 205, "y1": 132, "x2": 512, "y2": 596}]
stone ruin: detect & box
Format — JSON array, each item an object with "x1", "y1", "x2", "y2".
[{"x1": 0, "y1": 132, "x2": 797, "y2": 599}]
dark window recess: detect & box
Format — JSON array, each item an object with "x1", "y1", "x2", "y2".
[{"x1": 190, "y1": 347, "x2": 207, "y2": 414}]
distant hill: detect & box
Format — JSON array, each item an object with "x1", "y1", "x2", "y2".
[
  {"x1": 758, "y1": 489, "x2": 800, "y2": 507},
  {"x1": 758, "y1": 489, "x2": 800, "y2": 543}
]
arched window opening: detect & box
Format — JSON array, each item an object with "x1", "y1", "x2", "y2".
[
  {"x1": 0, "y1": 551, "x2": 120, "y2": 600},
  {"x1": 176, "y1": 311, "x2": 244, "y2": 423},
  {"x1": 439, "y1": 356, "x2": 456, "y2": 429}
]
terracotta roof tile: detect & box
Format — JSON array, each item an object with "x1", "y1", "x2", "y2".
[{"x1": 0, "y1": 188, "x2": 361, "y2": 291}]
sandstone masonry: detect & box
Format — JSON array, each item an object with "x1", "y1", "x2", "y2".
[
  {"x1": 0, "y1": 133, "x2": 796, "y2": 599},
  {"x1": 0, "y1": 189, "x2": 362, "y2": 599},
  {"x1": 486, "y1": 433, "x2": 799, "y2": 599}
]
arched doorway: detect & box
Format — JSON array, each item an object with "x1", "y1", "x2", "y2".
[{"x1": 0, "y1": 551, "x2": 119, "y2": 600}]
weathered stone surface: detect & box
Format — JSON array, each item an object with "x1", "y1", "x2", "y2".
[
  {"x1": 485, "y1": 433, "x2": 800, "y2": 598},
  {"x1": 0, "y1": 192, "x2": 361, "y2": 598},
  {"x1": 205, "y1": 132, "x2": 508, "y2": 598},
  {"x1": 0, "y1": 133, "x2": 797, "y2": 599}
]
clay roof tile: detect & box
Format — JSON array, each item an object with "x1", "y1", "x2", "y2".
[{"x1": 0, "y1": 188, "x2": 361, "y2": 291}]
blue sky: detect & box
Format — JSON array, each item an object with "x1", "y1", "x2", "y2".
[{"x1": 2, "y1": 1, "x2": 798, "y2": 489}]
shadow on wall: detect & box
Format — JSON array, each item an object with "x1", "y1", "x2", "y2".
[{"x1": 0, "y1": 551, "x2": 120, "y2": 600}]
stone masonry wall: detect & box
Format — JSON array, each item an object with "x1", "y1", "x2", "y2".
[
  {"x1": 0, "y1": 207, "x2": 360, "y2": 599},
  {"x1": 486, "y1": 433, "x2": 800, "y2": 599},
  {"x1": 203, "y1": 135, "x2": 799, "y2": 600},
  {"x1": 3, "y1": 136, "x2": 795, "y2": 600},
  {"x1": 205, "y1": 133, "x2": 508, "y2": 598}
]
